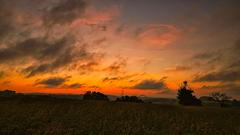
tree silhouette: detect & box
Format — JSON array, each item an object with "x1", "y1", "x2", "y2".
[
  {"x1": 116, "y1": 96, "x2": 143, "y2": 103},
  {"x1": 177, "y1": 81, "x2": 201, "y2": 106},
  {"x1": 0, "y1": 90, "x2": 16, "y2": 97},
  {"x1": 83, "y1": 91, "x2": 109, "y2": 101},
  {"x1": 232, "y1": 99, "x2": 240, "y2": 107},
  {"x1": 210, "y1": 92, "x2": 231, "y2": 107}
]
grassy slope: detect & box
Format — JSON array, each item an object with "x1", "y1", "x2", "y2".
[{"x1": 0, "y1": 98, "x2": 240, "y2": 135}]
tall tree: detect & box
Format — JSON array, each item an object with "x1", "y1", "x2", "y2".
[{"x1": 177, "y1": 81, "x2": 201, "y2": 106}]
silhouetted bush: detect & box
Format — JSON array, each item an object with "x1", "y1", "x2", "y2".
[
  {"x1": 232, "y1": 99, "x2": 240, "y2": 107},
  {"x1": 210, "y1": 92, "x2": 231, "y2": 107},
  {"x1": 116, "y1": 96, "x2": 143, "y2": 103},
  {"x1": 177, "y1": 81, "x2": 201, "y2": 106},
  {"x1": 83, "y1": 91, "x2": 109, "y2": 101},
  {"x1": 0, "y1": 90, "x2": 16, "y2": 97}
]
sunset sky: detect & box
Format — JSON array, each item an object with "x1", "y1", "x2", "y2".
[{"x1": 0, "y1": 0, "x2": 240, "y2": 98}]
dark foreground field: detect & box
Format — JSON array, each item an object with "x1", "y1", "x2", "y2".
[{"x1": 0, "y1": 97, "x2": 240, "y2": 135}]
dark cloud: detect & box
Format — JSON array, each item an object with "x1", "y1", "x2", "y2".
[
  {"x1": 0, "y1": 36, "x2": 76, "y2": 77},
  {"x1": 191, "y1": 39, "x2": 240, "y2": 83},
  {"x1": 102, "y1": 73, "x2": 144, "y2": 83},
  {"x1": 0, "y1": 0, "x2": 44, "y2": 43},
  {"x1": 0, "y1": 0, "x2": 15, "y2": 41},
  {"x1": 43, "y1": 0, "x2": 87, "y2": 26},
  {"x1": 0, "y1": 37, "x2": 72, "y2": 63},
  {"x1": 131, "y1": 79, "x2": 167, "y2": 90},
  {"x1": 194, "y1": 70, "x2": 240, "y2": 82},
  {"x1": 0, "y1": 0, "x2": 105, "y2": 78},
  {"x1": 102, "y1": 77, "x2": 119, "y2": 82},
  {"x1": 200, "y1": 83, "x2": 240, "y2": 98},
  {"x1": 76, "y1": 59, "x2": 101, "y2": 72},
  {"x1": 23, "y1": 50, "x2": 74, "y2": 77},
  {"x1": 104, "y1": 57, "x2": 127, "y2": 74},
  {"x1": 23, "y1": 45, "x2": 94, "y2": 77},
  {"x1": 0, "y1": 34, "x2": 100, "y2": 77},
  {"x1": 36, "y1": 77, "x2": 68, "y2": 87},
  {"x1": 192, "y1": 51, "x2": 223, "y2": 67},
  {"x1": 64, "y1": 83, "x2": 82, "y2": 89}
]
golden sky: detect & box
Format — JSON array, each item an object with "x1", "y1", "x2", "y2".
[{"x1": 0, "y1": 0, "x2": 240, "y2": 98}]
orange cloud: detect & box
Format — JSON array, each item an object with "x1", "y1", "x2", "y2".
[{"x1": 138, "y1": 24, "x2": 180, "y2": 47}]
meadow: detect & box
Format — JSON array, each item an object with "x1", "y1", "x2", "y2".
[{"x1": 0, "y1": 97, "x2": 240, "y2": 135}]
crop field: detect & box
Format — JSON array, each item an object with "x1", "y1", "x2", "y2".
[{"x1": 0, "y1": 97, "x2": 240, "y2": 135}]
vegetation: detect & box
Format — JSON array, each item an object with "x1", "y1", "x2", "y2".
[
  {"x1": 1, "y1": 88, "x2": 240, "y2": 134},
  {"x1": 82, "y1": 91, "x2": 109, "y2": 101},
  {"x1": 210, "y1": 92, "x2": 232, "y2": 107},
  {"x1": 0, "y1": 90, "x2": 16, "y2": 97},
  {"x1": 116, "y1": 96, "x2": 143, "y2": 103},
  {"x1": 177, "y1": 81, "x2": 202, "y2": 106},
  {"x1": 0, "y1": 97, "x2": 240, "y2": 135}
]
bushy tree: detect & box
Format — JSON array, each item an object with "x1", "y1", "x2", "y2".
[
  {"x1": 177, "y1": 81, "x2": 201, "y2": 106},
  {"x1": 83, "y1": 91, "x2": 109, "y2": 101},
  {"x1": 210, "y1": 92, "x2": 231, "y2": 107},
  {"x1": 116, "y1": 96, "x2": 143, "y2": 103},
  {"x1": 232, "y1": 99, "x2": 240, "y2": 107},
  {"x1": 0, "y1": 90, "x2": 16, "y2": 97}
]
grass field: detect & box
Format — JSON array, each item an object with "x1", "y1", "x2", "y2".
[{"x1": 0, "y1": 97, "x2": 240, "y2": 135}]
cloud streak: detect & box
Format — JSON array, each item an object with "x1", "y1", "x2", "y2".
[
  {"x1": 164, "y1": 65, "x2": 191, "y2": 72},
  {"x1": 131, "y1": 79, "x2": 167, "y2": 90},
  {"x1": 192, "y1": 39, "x2": 240, "y2": 83},
  {"x1": 194, "y1": 70, "x2": 240, "y2": 82},
  {"x1": 36, "y1": 77, "x2": 68, "y2": 88}
]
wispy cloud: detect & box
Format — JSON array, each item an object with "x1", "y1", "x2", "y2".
[
  {"x1": 164, "y1": 65, "x2": 191, "y2": 73},
  {"x1": 192, "y1": 39, "x2": 240, "y2": 83},
  {"x1": 138, "y1": 24, "x2": 180, "y2": 47},
  {"x1": 131, "y1": 78, "x2": 167, "y2": 91},
  {"x1": 103, "y1": 57, "x2": 127, "y2": 75},
  {"x1": 36, "y1": 77, "x2": 69, "y2": 88},
  {"x1": 63, "y1": 83, "x2": 83, "y2": 89}
]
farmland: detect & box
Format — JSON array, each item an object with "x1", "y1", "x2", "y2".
[{"x1": 0, "y1": 97, "x2": 240, "y2": 135}]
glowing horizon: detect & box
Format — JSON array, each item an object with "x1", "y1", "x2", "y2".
[{"x1": 0, "y1": 0, "x2": 240, "y2": 99}]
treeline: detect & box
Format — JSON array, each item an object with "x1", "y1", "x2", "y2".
[
  {"x1": 177, "y1": 81, "x2": 240, "y2": 107},
  {"x1": 82, "y1": 91, "x2": 143, "y2": 103},
  {"x1": 0, "y1": 90, "x2": 143, "y2": 103},
  {"x1": 1, "y1": 82, "x2": 240, "y2": 107}
]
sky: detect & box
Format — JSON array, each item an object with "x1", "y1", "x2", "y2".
[{"x1": 0, "y1": 0, "x2": 240, "y2": 98}]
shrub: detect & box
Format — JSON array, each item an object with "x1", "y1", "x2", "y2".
[
  {"x1": 210, "y1": 92, "x2": 231, "y2": 107},
  {"x1": 177, "y1": 81, "x2": 201, "y2": 106},
  {"x1": 83, "y1": 91, "x2": 109, "y2": 101},
  {"x1": 116, "y1": 96, "x2": 143, "y2": 103}
]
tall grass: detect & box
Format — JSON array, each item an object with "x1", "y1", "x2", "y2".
[{"x1": 0, "y1": 98, "x2": 240, "y2": 135}]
